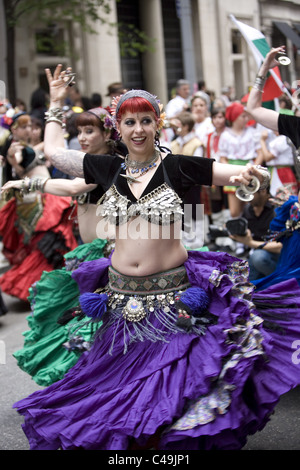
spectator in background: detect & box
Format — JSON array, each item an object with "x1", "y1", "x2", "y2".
[
  {"x1": 105, "y1": 82, "x2": 127, "y2": 113},
  {"x1": 30, "y1": 88, "x2": 48, "y2": 122},
  {"x1": 0, "y1": 111, "x2": 33, "y2": 183},
  {"x1": 106, "y1": 82, "x2": 125, "y2": 102},
  {"x1": 220, "y1": 87, "x2": 232, "y2": 107},
  {"x1": 66, "y1": 86, "x2": 91, "y2": 111},
  {"x1": 15, "y1": 99, "x2": 27, "y2": 112},
  {"x1": 165, "y1": 79, "x2": 191, "y2": 119},
  {"x1": 206, "y1": 107, "x2": 227, "y2": 163},
  {"x1": 253, "y1": 189, "x2": 300, "y2": 290},
  {"x1": 258, "y1": 127, "x2": 298, "y2": 196},
  {"x1": 197, "y1": 80, "x2": 207, "y2": 92},
  {"x1": 190, "y1": 92, "x2": 214, "y2": 148},
  {"x1": 170, "y1": 111, "x2": 204, "y2": 157},
  {"x1": 170, "y1": 111, "x2": 205, "y2": 248},
  {"x1": 0, "y1": 100, "x2": 12, "y2": 147},
  {"x1": 230, "y1": 185, "x2": 281, "y2": 280},
  {"x1": 278, "y1": 94, "x2": 293, "y2": 114},
  {"x1": 164, "y1": 80, "x2": 191, "y2": 144},
  {"x1": 65, "y1": 113, "x2": 81, "y2": 150},
  {"x1": 219, "y1": 102, "x2": 261, "y2": 218},
  {"x1": 30, "y1": 116, "x2": 44, "y2": 149},
  {"x1": 206, "y1": 107, "x2": 230, "y2": 248},
  {"x1": 91, "y1": 93, "x2": 102, "y2": 108}
]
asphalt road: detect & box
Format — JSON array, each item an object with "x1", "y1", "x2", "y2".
[{"x1": 0, "y1": 290, "x2": 300, "y2": 451}]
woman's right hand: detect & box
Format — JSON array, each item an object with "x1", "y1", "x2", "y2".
[
  {"x1": 45, "y1": 64, "x2": 73, "y2": 106},
  {"x1": 1, "y1": 179, "x2": 23, "y2": 193}
]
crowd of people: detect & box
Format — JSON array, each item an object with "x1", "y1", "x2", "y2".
[{"x1": 0, "y1": 45, "x2": 300, "y2": 450}]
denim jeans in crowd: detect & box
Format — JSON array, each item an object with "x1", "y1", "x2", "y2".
[{"x1": 248, "y1": 249, "x2": 280, "y2": 281}]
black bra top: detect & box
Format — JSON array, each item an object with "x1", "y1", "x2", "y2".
[
  {"x1": 83, "y1": 151, "x2": 214, "y2": 225},
  {"x1": 97, "y1": 154, "x2": 183, "y2": 226}
]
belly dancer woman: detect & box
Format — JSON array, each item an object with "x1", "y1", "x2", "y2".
[{"x1": 13, "y1": 64, "x2": 300, "y2": 450}]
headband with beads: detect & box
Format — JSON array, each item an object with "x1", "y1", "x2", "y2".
[
  {"x1": 111, "y1": 89, "x2": 167, "y2": 132},
  {"x1": 111, "y1": 89, "x2": 161, "y2": 119}
]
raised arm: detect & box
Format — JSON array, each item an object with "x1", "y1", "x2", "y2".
[
  {"x1": 247, "y1": 46, "x2": 285, "y2": 132},
  {"x1": 44, "y1": 64, "x2": 85, "y2": 177}
]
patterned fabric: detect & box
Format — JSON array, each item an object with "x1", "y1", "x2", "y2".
[
  {"x1": 108, "y1": 265, "x2": 190, "y2": 295},
  {"x1": 13, "y1": 250, "x2": 300, "y2": 450},
  {"x1": 15, "y1": 192, "x2": 44, "y2": 243}
]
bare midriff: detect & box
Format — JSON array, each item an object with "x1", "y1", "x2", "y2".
[{"x1": 111, "y1": 219, "x2": 188, "y2": 276}]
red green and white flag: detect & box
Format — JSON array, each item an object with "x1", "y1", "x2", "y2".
[{"x1": 230, "y1": 14, "x2": 287, "y2": 102}]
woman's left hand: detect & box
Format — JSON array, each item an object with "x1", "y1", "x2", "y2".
[
  {"x1": 229, "y1": 163, "x2": 268, "y2": 187},
  {"x1": 45, "y1": 64, "x2": 74, "y2": 105}
]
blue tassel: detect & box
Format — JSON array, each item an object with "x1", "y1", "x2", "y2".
[
  {"x1": 178, "y1": 287, "x2": 210, "y2": 316},
  {"x1": 79, "y1": 292, "x2": 108, "y2": 319}
]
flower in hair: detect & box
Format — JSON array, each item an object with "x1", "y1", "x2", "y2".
[
  {"x1": 110, "y1": 95, "x2": 121, "y2": 119},
  {"x1": 101, "y1": 114, "x2": 114, "y2": 132},
  {"x1": 157, "y1": 103, "x2": 166, "y2": 131},
  {"x1": 101, "y1": 113, "x2": 118, "y2": 141}
]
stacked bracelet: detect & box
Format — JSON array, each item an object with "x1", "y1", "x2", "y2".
[
  {"x1": 253, "y1": 74, "x2": 266, "y2": 93},
  {"x1": 20, "y1": 176, "x2": 50, "y2": 195},
  {"x1": 45, "y1": 107, "x2": 64, "y2": 125}
]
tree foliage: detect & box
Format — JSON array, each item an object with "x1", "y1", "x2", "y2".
[
  {"x1": 3, "y1": 0, "x2": 155, "y2": 102},
  {"x1": 4, "y1": 0, "x2": 112, "y2": 30}
]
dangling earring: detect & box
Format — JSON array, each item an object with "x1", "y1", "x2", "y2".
[{"x1": 155, "y1": 131, "x2": 160, "y2": 147}]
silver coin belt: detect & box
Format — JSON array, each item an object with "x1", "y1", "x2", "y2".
[{"x1": 104, "y1": 265, "x2": 191, "y2": 322}]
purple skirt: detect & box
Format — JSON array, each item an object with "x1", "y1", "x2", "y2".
[{"x1": 13, "y1": 250, "x2": 300, "y2": 450}]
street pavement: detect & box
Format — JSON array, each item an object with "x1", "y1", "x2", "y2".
[{"x1": 0, "y1": 290, "x2": 300, "y2": 451}]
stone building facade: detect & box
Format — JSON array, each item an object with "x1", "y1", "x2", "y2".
[{"x1": 1, "y1": 0, "x2": 300, "y2": 108}]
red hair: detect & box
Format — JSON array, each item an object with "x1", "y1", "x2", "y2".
[
  {"x1": 11, "y1": 114, "x2": 31, "y2": 129},
  {"x1": 116, "y1": 97, "x2": 158, "y2": 124}
]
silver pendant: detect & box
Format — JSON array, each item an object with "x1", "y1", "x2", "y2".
[
  {"x1": 120, "y1": 174, "x2": 141, "y2": 184},
  {"x1": 123, "y1": 298, "x2": 146, "y2": 322}
]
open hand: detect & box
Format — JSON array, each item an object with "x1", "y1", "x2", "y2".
[{"x1": 45, "y1": 64, "x2": 75, "y2": 105}]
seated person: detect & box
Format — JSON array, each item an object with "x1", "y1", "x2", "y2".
[{"x1": 230, "y1": 185, "x2": 281, "y2": 281}]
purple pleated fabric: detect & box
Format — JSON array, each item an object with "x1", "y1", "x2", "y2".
[{"x1": 13, "y1": 250, "x2": 300, "y2": 450}]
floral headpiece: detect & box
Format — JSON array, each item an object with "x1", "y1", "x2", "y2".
[
  {"x1": 110, "y1": 89, "x2": 166, "y2": 131},
  {"x1": 86, "y1": 108, "x2": 113, "y2": 131},
  {"x1": 86, "y1": 107, "x2": 118, "y2": 140},
  {"x1": 0, "y1": 107, "x2": 27, "y2": 129}
]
